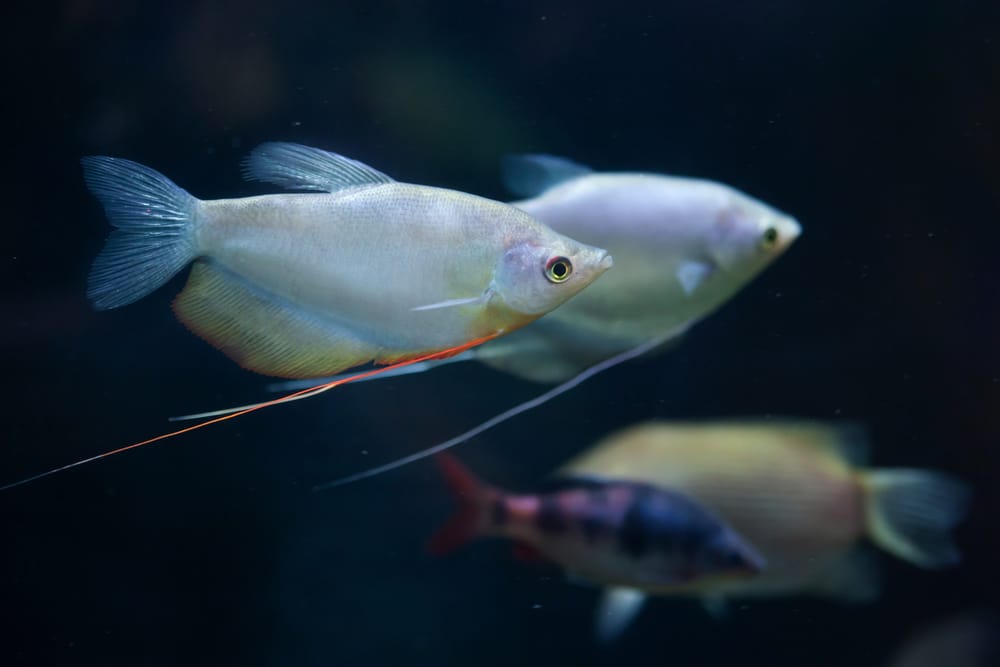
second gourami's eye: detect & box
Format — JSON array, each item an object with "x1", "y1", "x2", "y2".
[
  {"x1": 760, "y1": 226, "x2": 779, "y2": 249},
  {"x1": 544, "y1": 256, "x2": 573, "y2": 283}
]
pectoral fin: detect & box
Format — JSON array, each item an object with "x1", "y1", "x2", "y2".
[
  {"x1": 676, "y1": 260, "x2": 715, "y2": 295},
  {"x1": 411, "y1": 295, "x2": 486, "y2": 312},
  {"x1": 595, "y1": 587, "x2": 647, "y2": 643}
]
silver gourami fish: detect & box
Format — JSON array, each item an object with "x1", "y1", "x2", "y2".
[
  {"x1": 474, "y1": 155, "x2": 803, "y2": 382},
  {"x1": 0, "y1": 144, "x2": 615, "y2": 492},
  {"x1": 83, "y1": 142, "x2": 613, "y2": 379}
]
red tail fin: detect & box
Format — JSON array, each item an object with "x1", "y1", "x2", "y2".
[{"x1": 427, "y1": 453, "x2": 493, "y2": 555}]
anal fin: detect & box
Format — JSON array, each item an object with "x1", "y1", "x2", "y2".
[{"x1": 173, "y1": 261, "x2": 383, "y2": 379}]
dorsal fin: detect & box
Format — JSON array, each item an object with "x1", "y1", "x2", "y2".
[
  {"x1": 500, "y1": 154, "x2": 593, "y2": 198},
  {"x1": 242, "y1": 142, "x2": 394, "y2": 192},
  {"x1": 787, "y1": 420, "x2": 870, "y2": 467}
]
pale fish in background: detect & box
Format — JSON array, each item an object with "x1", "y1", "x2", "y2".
[
  {"x1": 82, "y1": 142, "x2": 613, "y2": 379},
  {"x1": 429, "y1": 452, "x2": 764, "y2": 643},
  {"x1": 475, "y1": 155, "x2": 803, "y2": 382},
  {"x1": 272, "y1": 154, "x2": 800, "y2": 390},
  {"x1": 558, "y1": 420, "x2": 972, "y2": 641}
]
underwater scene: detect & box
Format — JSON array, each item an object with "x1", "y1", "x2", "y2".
[{"x1": 4, "y1": 1, "x2": 999, "y2": 665}]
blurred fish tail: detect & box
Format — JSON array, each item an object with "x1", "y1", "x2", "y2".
[
  {"x1": 861, "y1": 469, "x2": 972, "y2": 568},
  {"x1": 427, "y1": 454, "x2": 500, "y2": 555},
  {"x1": 81, "y1": 156, "x2": 200, "y2": 310}
]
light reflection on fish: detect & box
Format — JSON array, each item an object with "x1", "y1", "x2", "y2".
[
  {"x1": 429, "y1": 453, "x2": 764, "y2": 641},
  {"x1": 559, "y1": 420, "x2": 972, "y2": 639},
  {"x1": 83, "y1": 142, "x2": 613, "y2": 379}
]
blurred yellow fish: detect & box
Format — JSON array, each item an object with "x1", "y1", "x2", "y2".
[{"x1": 559, "y1": 420, "x2": 971, "y2": 639}]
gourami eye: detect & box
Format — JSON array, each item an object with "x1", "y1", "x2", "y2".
[
  {"x1": 544, "y1": 256, "x2": 573, "y2": 283},
  {"x1": 760, "y1": 226, "x2": 779, "y2": 249}
]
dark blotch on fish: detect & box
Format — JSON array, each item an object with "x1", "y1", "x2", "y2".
[
  {"x1": 580, "y1": 515, "x2": 606, "y2": 544},
  {"x1": 491, "y1": 498, "x2": 509, "y2": 526},
  {"x1": 536, "y1": 495, "x2": 570, "y2": 534},
  {"x1": 619, "y1": 490, "x2": 657, "y2": 558}
]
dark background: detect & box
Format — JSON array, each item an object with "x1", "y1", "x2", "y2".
[{"x1": 2, "y1": 1, "x2": 998, "y2": 665}]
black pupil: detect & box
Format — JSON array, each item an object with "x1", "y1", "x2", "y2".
[
  {"x1": 764, "y1": 228, "x2": 778, "y2": 243},
  {"x1": 551, "y1": 262, "x2": 567, "y2": 278}
]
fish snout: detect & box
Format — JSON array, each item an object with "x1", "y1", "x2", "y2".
[
  {"x1": 776, "y1": 215, "x2": 802, "y2": 250},
  {"x1": 598, "y1": 250, "x2": 614, "y2": 272}
]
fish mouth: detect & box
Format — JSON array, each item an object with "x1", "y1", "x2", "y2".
[
  {"x1": 597, "y1": 251, "x2": 614, "y2": 272},
  {"x1": 778, "y1": 215, "x2": 802, "y2": 248}
]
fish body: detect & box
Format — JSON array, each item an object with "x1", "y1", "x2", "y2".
[
  {"x1": 82, "y1": 143, "x2": 612, "y2": 378},
  {"x1": 472, "y1": 158, "x2": 803, "y2": 382},
  {"x1": 561, "y1": 420, "x2": 972, "y2": 602},
  {"x1": 429, "y1": 454, "x2": 764, "y2": 593}
]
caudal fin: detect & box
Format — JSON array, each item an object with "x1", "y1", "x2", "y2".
[
  {"x1": 862, "y1": 469, "x2": 971, "y2": 569},
  {"x1": 427, "y1": 454, "x2": 495, "y2": 555},
  {"x1": 81, "y1": 156, "x2": 199, "y2": 310}
]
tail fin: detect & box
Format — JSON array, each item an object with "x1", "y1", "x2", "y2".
[
  {"x1": 313, "y1": 332, "x2": 671, "y2": 492},
  {"x1": 81, "y1": 156, "x2": 199, "y2": 310},
  {"x1": 861, "y1": 469, "x2": 972, "y2": 569},
  {"x1": 427, "y1": 454, "x2": 495, "y2": 555}
]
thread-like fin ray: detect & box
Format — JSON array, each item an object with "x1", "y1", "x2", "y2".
[
  {"x1": 0, "y1": 335, "x2": 499, "y2": 493},
  {"x1": 312, "y1": 332, "x2": 673, "y2": 492},
  {"x1": 171, "y1": 352, "x2": 478, "y2": 422},
  {"x1": 264, "y1": 353, "x2": 475, "y2": 395}
]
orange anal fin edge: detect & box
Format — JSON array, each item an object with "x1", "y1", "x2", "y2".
[{"x1": 0, "y1": 333, "x2": 502, "y2": 492}]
